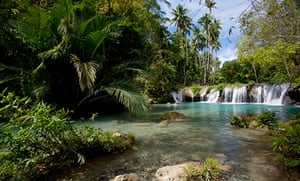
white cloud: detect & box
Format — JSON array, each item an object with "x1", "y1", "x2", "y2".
[
  {"x1": 218, "y1": 47, "x2": 237, "y2": 63},
  {"x1": 159, "y1": 0, "x2": 251, "y2": 63}
]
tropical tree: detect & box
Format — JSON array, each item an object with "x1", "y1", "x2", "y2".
[
  {"x1": 171, "y1": 4, "x2": 192, "y2": 86},
  {"x1": 198, "y1": 13, "x2": 213, "y2": 84},
  {"x1": 238, "y1": 0, "x2": 300, "y2": 86},
  {"x1": 205, "y1": 0, "x2": 216, "y2": 13}
]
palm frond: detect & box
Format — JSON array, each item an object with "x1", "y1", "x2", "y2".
[
  {"x1": 32, "y1": 85, "x2": 50, "y2": 100},
  {"x1": 0, "y1": 63, "x2": 21, "y2": 72},
  {"x1": 85, "y1": 18, "x2": 132, "y2": 59},
  {"x1": 38, "y1": 35, "x2": 70, "y2": 60},
  {"x1": 0, "y1": 77, "x2": 17, "y2": 85},
  {"x1": 70, "y1": 54, "x2": 98, "y2": 92},
  {"x1": 102, "y1": 80, "x2": 149, "y2": 115},
  {"x1": 75, "y1": 16, "x2": 96, "y2": 36}
]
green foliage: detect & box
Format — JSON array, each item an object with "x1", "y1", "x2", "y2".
[
  {"x1": 231, "y1": 111, "x2": 277, "y2": 129},
  {"x1": 184, "y1": 157, "x2": 221, "y2": 181},
  {"x1": 160, "y1": 111, "x2": 188, "y2": 120},
  {"x1": 270, "y1": 119, "x2": 300, "y2": 167},
  {"x1": 0, "y1": 91, "x2": 134, "y2": 180},
  {"x1": 236, "y1": 0, "x2": 300, "y2": 85},
  {"x1": 256, "y1": 111, "x2": 277, "y2": 130},
  {"x1": 231, "y1": 112, "x2": 256, "y2": 128}
]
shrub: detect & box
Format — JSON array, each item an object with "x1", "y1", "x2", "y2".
[
  {"x1": 270, "y1": 120, "x2": 300, "y2": 168},
  {"x1": 0, "y1": 91, "x2": 134, "y2": 180},
  {"x1": 256, "y1": 111, "x2": 277, "y2": 129},
  {"x1": 230, "y1": 112, "x2": 256, "y2": 128},
  {"x1": 184, "y1": 157, "x2": 221, "y2": 181},
  {"x1": 231, "y1": 111, "x2": 277, "y2": 129}
]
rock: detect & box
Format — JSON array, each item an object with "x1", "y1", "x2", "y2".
[
  {"x1": 160, "y1": 111, "x2": 189, "y2": 121},
  {"x1": 112, "y1": 132, "x2": 123, "y2": 137},
  {"x1": 154, "y1": 162, "x2": 200, "y2": 181},
  {"x1": 111, "y1": 173, "x2": 140, "y2": 181},
  {"x1": 154, "y1": 160, "x2": 232, "y2": 181},
  {"x1": 158, "y1": 120, "x2": 169, "y2": 127},
  {"x1": 112, "y1": 132, "x2": 135, "y2": 144}
]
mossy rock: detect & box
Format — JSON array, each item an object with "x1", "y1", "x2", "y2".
[{"x1": 160, "y1": 111, "x2": 189, "y2": 121}]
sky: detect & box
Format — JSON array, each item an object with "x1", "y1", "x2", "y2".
[{"x1": 159, "y1": 0, "x2": 252, "y2": 64}]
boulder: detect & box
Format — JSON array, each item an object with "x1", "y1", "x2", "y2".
[{"x1": 154, "y1": 162, "x2": 200, "y2": 181}]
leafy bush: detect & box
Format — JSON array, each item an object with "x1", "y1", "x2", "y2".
[
  {"x1": 184, "y1": 157, "x2": 221, "y2": 181},
  {"x1": 0, "y1": 91, "x2": 134, "y2": 180},
  {"x1": 230, "y1": 112, "x2": 256, "y2": 128},
  {"x1": 270, "y1": 119, "x2": 300, "y2": 168},
  {"x1": 231, "y1": 111, "x2": 277, "y2": 129}
]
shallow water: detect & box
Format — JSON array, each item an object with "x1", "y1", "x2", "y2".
[{"x1": 64, "y1": 103, "x2": 300, "y2": 181}]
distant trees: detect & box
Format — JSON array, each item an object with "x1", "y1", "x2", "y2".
[{"x1": 235, "y1": 0, "x2": 300, "y2": 87}]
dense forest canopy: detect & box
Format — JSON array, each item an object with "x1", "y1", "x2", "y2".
[{"x1": 0, "y1": 0, "x2": 300, "y2": 109}]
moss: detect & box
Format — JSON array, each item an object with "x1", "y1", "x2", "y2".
[{"x1": 160, "y1": 111, "x2": 188, "y2": 121}]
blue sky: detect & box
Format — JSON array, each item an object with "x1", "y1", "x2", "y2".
[{"x1": 159, "y1": 0, "x2": 252, "y2": 63}]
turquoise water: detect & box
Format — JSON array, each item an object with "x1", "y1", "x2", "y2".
[{"x1": 69, "y1": 103, "x2": 300, "y2": 180}]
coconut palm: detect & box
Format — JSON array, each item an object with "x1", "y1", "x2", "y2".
[
  {"x1": 205, "y1": 0, "x2": 216, "y2": 13},
  {"x1": 198, "y1": 13, "x2": 213, "y2": 84},
  {"x1": 191, "y1": 26, "x2": 207, "y2": 67},
  {"x1": 171, "y1": 4, "x2": 192, "y2": 85}
]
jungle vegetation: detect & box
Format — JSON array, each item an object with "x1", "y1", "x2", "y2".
[{"x1": 0, "y1": 0, "x2": 300, "y2": 179}]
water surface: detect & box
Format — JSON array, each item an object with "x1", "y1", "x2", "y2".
[{"x1": 66, "y1": 103, "x2": 300, "y2": 180}]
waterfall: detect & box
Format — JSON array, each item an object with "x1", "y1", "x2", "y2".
[
  {"x1": 223, "y1": 87, "x2": 233, "y2": 103},
  {"x1": 199, "y1": 87, "x2": 208, "y2": 101},
  {"x1": 206, "y1": 89, "x2": 220, "y2": 103},
  {"x1": 173, "y1": 83, "x2": 290, "y2": 105},
  {"x1": 185, "y1": 88, "x2": 194, "y2": 102},
  {"x1": 250, "y1": 83, "x2": 290, "y2": 105},
  {"x1": 171, "y1": 90, "x2": 183, "y2": 103},
  {"x1": 264, "y1": 83, "x2": 290, "y2": 105},
  {"x1": 232, "y1": 86, "x2": 247, "y2": 103},
  {"x1": 252, "y1": 85, "x2": 263, "y2": 103}
]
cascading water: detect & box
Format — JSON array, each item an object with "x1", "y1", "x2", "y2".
[
  {"x1": 172, "y1": 83, "x2": 290, "y2": 105},
  {"x1": 171, "y1": 90, "x2": 183, "y2": 103},
  {"x1": 223, "y1": 87, "x2": 233, "y2": 103},
  {"x1": 206, "y1": 89, "x2": 220, "y2": 103},
  {"x1": 249, "y1": 83, "x2": 290, "y2": 105},
  {"x1": 232, "y1": 86, "x2": 248, "y2": 103},
  {"x1": 199, "y1": 87, "x2": 208, "y2": 101},
  {"x1": 251, "y1": 85, "x2": 263, "y2": 103},
  {"x1": 264, "y1": 83, "x2": 290, "y2": 105}
]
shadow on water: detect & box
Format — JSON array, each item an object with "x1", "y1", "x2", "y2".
[{"x1": 63, "y1": 103, "x2": 300, "y2": 181}]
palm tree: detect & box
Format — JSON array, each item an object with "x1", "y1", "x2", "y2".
[
  {"x1": 191, "y1": 26, "x2": 207, "y2": 77},
  {"x1": 198, "y1": 13, "x2": 213, "y2": 84},
  {"x1": 209, "y1": 18, "x2": 221, "y2": 84},
  {"x1": 205, "y1": 0, "x2": 217, "y2": 13},
  {"x1": 171, "y1": 4, "x2": 192, "y2": 86},
  {"x1": 37, "y1": 0, "x2": 149, "y2": 114}
]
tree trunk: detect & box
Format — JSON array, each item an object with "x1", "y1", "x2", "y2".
[
  {"x1": 252, "y1": 63, "x2": 259, "y2": 83},
  {"x1": 284, "y1": 59, "x2": 291, "y2": 80}
]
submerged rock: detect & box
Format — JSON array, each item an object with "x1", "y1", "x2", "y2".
[{"x1": 159, "y1": 111, "x2": 190, "y2": 126}]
